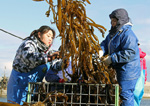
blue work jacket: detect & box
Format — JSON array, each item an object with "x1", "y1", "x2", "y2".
[{"x1": 100, "y1": 24, "x2": 141, "y2": 81}]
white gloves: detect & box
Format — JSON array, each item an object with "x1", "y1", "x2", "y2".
[
  {"x1": 103, "y1": 56, "x2": 112, "y2": 66},
  {"x1": 98, "y1": 50, "x2": 104, "y2": 58},
  {"x1": 98, "y1": 49, "x2": 112, "y2": 66}
]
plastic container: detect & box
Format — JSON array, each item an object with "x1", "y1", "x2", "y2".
[{"x1": 27, "y1": 82, "x2": 119, "y2": 106}]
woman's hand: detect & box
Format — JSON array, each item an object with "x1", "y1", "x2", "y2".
[{"x1": 48, "y1": 51, "x2": 60, "y2": 61}]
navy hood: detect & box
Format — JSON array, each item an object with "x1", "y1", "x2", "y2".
[
  {"x1": 109, "y1": 8, "x2": 129, "y2": 25},
  {"x1": 109, "y1": 8, "x2": 130, "y2": 38}
]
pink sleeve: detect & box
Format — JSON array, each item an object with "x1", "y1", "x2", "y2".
[
  {"x1": 143, "y1": 58, "x2": 146, "y2": 69},
  {"x1": 145, "y1": 68, "x2": 147, "y2": 84}
]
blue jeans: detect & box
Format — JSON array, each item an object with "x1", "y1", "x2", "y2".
[{"x1": 118, "y1": 78, "x2": 138, "y2": 106}]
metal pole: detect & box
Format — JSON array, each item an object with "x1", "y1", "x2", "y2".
[
  {"x1": 0, "y1": 29, "x2": 24, "y2": 40},
  {"x1": 27, "y1": 82, "x2": 31, "y2": 103},
  {"x1": 115, "y1": 84, "x2": 119, "y2": 106}
]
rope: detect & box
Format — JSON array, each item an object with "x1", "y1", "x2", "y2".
[{"x1": 0, "y1": 29, "x2": 24, "y2": 40}]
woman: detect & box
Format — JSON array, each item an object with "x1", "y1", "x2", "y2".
[
  {"x1": 134, "y1": 47, "x2": 147, "y2": 106},
  {"x1": 45, "y1": 59, "x2": 72, "y2": 83},
  {"x1": 7, "y1": 25, "x2": 60, "y2": 105},
  {"x1": 100, "y1": 8, "x2": 141, "y2": 106},
  {"x1": 45, "y1": 45, "x2": 72, "y2": 91}
]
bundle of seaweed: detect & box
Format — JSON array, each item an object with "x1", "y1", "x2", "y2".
[{"x1": 31, "y1": 0, "x2": 121, "y2": 105}]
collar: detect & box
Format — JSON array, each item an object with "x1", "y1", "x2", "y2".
[{"x1": 124, "y1": 22, "x2": 133, "y2": 26}]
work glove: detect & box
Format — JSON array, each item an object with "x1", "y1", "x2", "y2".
[
  {"x1": 102, "y1": 56, "x2": 112, "y2": 66},
  {"x1": 59, "y1": 78, "x2": 65, "y2": 83},
  {"x1": 98, "y1": 50, "x2": 104, "y2": 58},
  {"x1": 48, "y1": 51, "x2": 60, "y2": 62}
]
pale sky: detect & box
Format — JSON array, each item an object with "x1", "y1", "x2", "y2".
[{"x1": 0, "y1": 0, "x2": 150, "y2": 81}]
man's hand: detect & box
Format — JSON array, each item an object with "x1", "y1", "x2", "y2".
[
  {"x1": 102, "y1": 55, "x2": 112, "y2": 66},
  {"x1": 98, "y1": 50, "x2": 104, "y2": 58}
]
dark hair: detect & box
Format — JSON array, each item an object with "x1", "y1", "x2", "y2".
[{"x1": 30, "y1": 25, "x2": 56, "y2": 39}]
